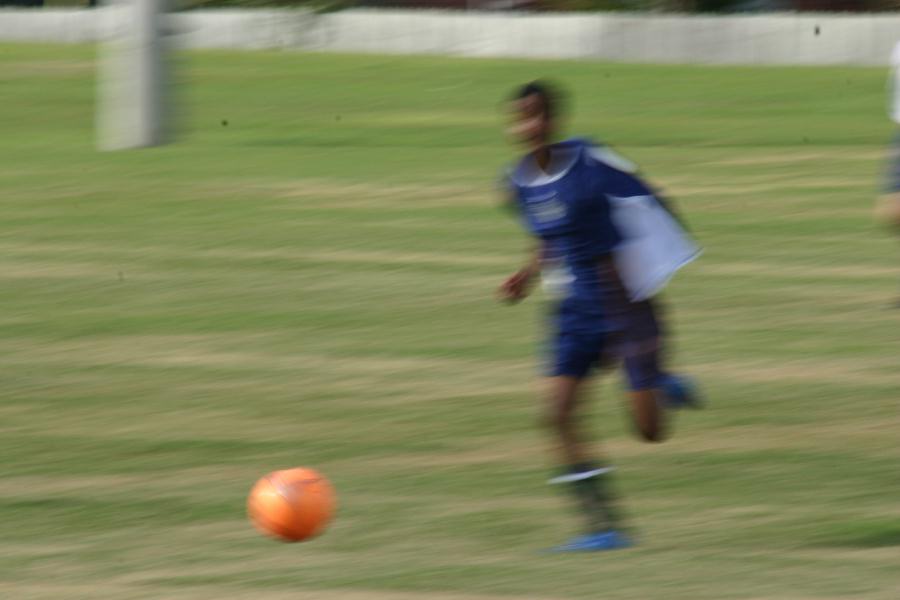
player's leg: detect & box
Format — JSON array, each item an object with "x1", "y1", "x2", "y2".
[
  {"x1": 658, "y1": 371, "x2": 702, "y2": 409},
  {"x1": 542, "y1": 327, "x2": 611, "y2": 465},
  {"x1": 874, "y1": 192, "x2": 900, "y2": 228},
  {"x1": 541, "y1": 375, "x2": 589, "y2": 465},
  {"x1": 876, "y1": 130, "x2": 900, "y2": 306},
  {"x1": 620, "y1": 300, "x2": 668, "y2": 442},
  {"x1": 542, "y1": 331, "x2": 630, "y2": 551},
  {"x1": 621, "y1": 299, "x2": 700, "y2": 440},
  {"x1": 876, "y1": 194, "x2": 900, "y2": 307},
  {"x1": 876, "y1": 130, "x2": 900, "y2": 229},
  {"x1": 622, "y1": 346, "x2": 667, "y2": 443}
]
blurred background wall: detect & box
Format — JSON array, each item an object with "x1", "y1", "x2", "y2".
[{"x1": 1, "y1": 8, "x2": 898, "y2": 65}]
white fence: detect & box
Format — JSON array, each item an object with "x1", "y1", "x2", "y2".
[{"x1": 1, "y1": 8, "x2": 899, "y2": 65}]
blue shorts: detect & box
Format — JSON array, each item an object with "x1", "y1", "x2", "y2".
[
  {"x1": 548, "y1": 328, "x2": 611, "y2": 379},
  {"x1": 545, "y1": 299, "x2": 665, "y2": 390}
]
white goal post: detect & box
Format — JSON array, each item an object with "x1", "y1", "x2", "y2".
[{"x1": 97, "y1": 0, "x2": 170, "y2": 150}]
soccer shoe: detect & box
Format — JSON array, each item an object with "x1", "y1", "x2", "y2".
[
  {"x1": 660, "y1": 373, "x2": 702, "y2": 410},
  {"x1": 549, "y1": 530, "x2": 632, "y2": 553}
]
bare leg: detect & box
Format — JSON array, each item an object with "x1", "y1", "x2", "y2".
[
  {"x1": 621, "y1": 299, "x2": 669, "y2": 442},
  {"x1": 874, "y1": 192, "x2": 900, "y2": 229},
  {"x1": 628, "y1": 389, "x2": 666, "y2": 443},
  {"x1": 542, "y1": 375, "x2": 623, "y2": 534},
  {"x1": 542, "y1": 376, "x2": 587, "y2": 465},
  {"x1": 875, "y1": 193, "x2": 900, "y2": 307}
]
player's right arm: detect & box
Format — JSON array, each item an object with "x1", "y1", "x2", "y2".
[
  {"x1": 497, "y1": 241, "x2": 545, "y2": 304},
  {"x1": 496, "y1": 171, "x2": 545, "y2": 304}
]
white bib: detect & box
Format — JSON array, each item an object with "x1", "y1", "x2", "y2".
[{"x1": 608, "y1": 195, "x2": 701, "y2": 301}]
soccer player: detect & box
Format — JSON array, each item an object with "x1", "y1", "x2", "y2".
[
  {"x1": 876, "y1": 40, "x2": 900, "y2": 307},
  {"x1": 497, "y1": 80, "x2": 699, "y2": 552}
]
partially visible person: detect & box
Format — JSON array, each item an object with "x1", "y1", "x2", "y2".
[{"x1": 876, "y1": 40, "x2": 900, "y2": 307}]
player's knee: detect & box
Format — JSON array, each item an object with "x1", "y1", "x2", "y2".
[{"x1": 875, "y1": 193, "x2": 900, "y2": 229}]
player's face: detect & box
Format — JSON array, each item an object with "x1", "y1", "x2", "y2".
[{"x1": 508, "y1": 94, "x2": 552, "y2": 151}]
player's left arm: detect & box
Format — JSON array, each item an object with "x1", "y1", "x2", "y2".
[{"x1": 587, "y1": 144, "x2": 692, "y2": 231}]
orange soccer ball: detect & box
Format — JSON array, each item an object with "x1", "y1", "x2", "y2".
[{"x1": 247, "y1": 467, "x2": 336, "y2": 542}]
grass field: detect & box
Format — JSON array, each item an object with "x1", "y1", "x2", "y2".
[{"x1": 1, "y1": 43, "x2": 899, "y2": 600}]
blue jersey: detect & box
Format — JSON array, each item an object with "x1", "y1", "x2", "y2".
[{"x1": 506, "y1": 138, "x2": 656, "y2": 333}]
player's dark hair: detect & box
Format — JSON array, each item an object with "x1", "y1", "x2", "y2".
[{"x1": 511, "y1": 80, "x2": 564, "y2": 120}]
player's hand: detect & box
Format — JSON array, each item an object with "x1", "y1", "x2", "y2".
[{"x1": 497, "y1": 268, "x2": 534, "y2": 304}]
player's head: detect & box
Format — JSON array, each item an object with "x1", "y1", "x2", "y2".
[{"x1": 507, "y1": 80, "x2": 565, "y2": 151}]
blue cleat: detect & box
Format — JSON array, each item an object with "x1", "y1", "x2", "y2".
[
  {"x1": 660, "y1": 373, "x2": 702, "y2": 410},
  {"x1": 549, "y1": 530, "x2": 633, "y2": 553}
]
